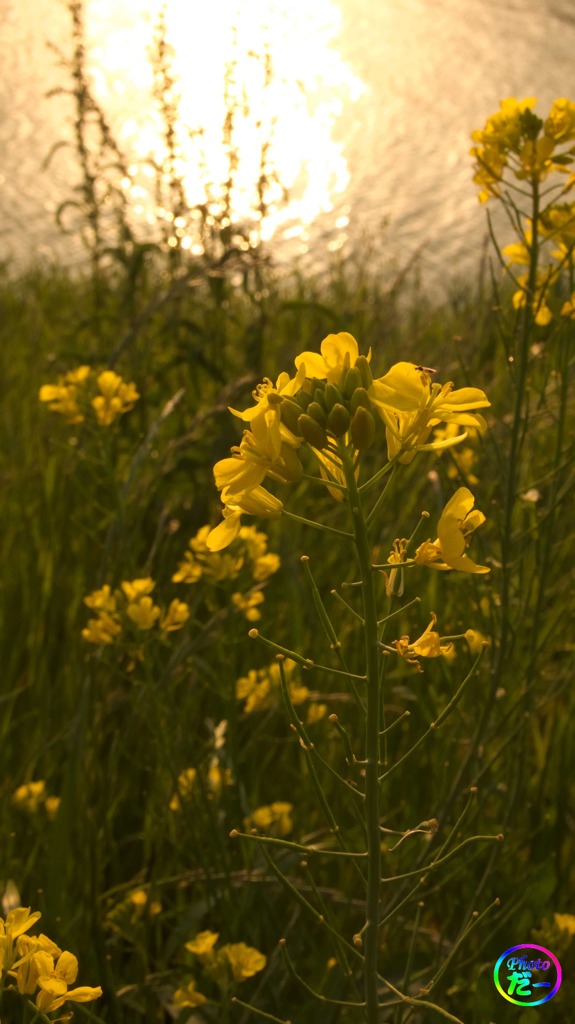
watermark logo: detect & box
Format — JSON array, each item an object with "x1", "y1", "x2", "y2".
[{"x1": 494, "y1": 944, "x2": 562, "y2": 1006}]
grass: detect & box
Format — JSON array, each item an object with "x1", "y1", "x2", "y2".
[{"x1": 0, "y1": 238, "x2": 574, "y2": 1024}]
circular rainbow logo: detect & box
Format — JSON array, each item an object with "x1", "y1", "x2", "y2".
[{"x1": 493, "y1": 944, "x2": 562, "y2": 1006}]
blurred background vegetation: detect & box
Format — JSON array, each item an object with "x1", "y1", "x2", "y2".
[{"x1": 1, "y1": 2, "x2": 574, "y2": 1022}]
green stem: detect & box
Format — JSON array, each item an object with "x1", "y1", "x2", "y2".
[{"x1": 339, "y1": 442, "x2": 381, "y2": 1024}]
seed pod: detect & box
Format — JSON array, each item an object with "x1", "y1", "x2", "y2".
[
  {"x1": 355, "y1": 355, "x2": 373, "y2": 389},
  {"x1": 350, "y1": 387, "x2": 373, "y2": 414},
  {"x1": 350, "y1": 406, "x2": 376, "y2": 451},
  {"x1": 342, "y1": 366, "x2": 362, "y2": 398},
  {"x1": 327, "y1": 403, "x2": 351, "y2": 437},
  {"x1": 324, "y1": 382, "x2": 345, "y2": 411},
  {"x1": 312, "y1": 387, "x2": 326, "y2": 410},
  {"x1": 298, "y1": 414, "x2": 328, "y2": 450},
  {"x1": 280, "y1": 398, "x2": 304, "y2": 436},
  {"x1": 307, "y1": 401, "x2": 327, "y2": 427}
]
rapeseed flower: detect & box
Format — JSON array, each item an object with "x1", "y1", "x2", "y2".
[
  {"x1": 415, "y1": 488, "x2": 489, "y2": 574},
  {"x1": 369, "y1": 363, "x2": 489, "y2": 463},
  {"x1": 33, "y1": 950, "x2": 102, "y2": 1013},
  {"x1": 294, "y1": 331, "x2": 368, "y2": 386},
  {"x1": 246, "y1": 802, "x2": 293, "y2": 836},
  {"x1": 159, "y1": 599, "x2": 190, "y2": 632},
  {"x1": 393, "y1": 614, "x2": 453, "y2": 671},
  {"x1": 216, "y1": 943, "x2": 267, "y2": 983},
  {"x1": 185, "y1": 930, "x2": 220, "y2": 957},
  {"x1": 231, "y1": 591, "x2": 265, "y2": 622},
  {"x1": 91, "y1": 370, "x2": 139, "y2": 427},
  {"x1": 169, "y1": 768, "x2": 197, "y2": 811},
  {"x1": 173, "y1": 979, "x2": 209, "y2": 1006},
  {"x1": 81, "y1": 612, "x2": 122, "y2": 644},
  {"x1": 12, "y1": 781, "x2": 46, "y2": 814},
  {"x1": 39, "y1": 365, "x2": 91, "y2": 423}
]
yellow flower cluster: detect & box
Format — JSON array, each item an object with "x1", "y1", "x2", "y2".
[
  {"x1": 0, "y1": 907, "x2": 101, "y2": 1013},
  {"x1": 174, "y1": 930, "x2": 266, "y2": 1005},
  {"x1": 207, "y1": 333, "x2": 490, "y2": 548},
  {"x1": 105, "y1": 888, "x2": 162, "y2": 933},
  {"x1": 169, "y1": 759, "x2": 233, "y2": 812},
  {"x1": 82, "y1": 579, "x2": 189, "y2": 644},
  {"x1": 470, "y1": 97, "x2": 575, "y2": 203},
  {"x1": 39, "y1": 367, "x2": 139, "y2": 426},
  {"x1": 236, "y1": 661, "x2": 326, "y2": 722},
  {"x1": 245, "y1": 801, "x2": 293, "y2": 836},
  {"x1": 12, "y1": 780, "x2": 60, "y2": 820},
  {"x1": 172, "y1": 524, "x2": 280, "y2": 622}
]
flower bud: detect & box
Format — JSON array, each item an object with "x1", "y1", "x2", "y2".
[
  {"x1": 355, "y1": 355, "x2": 373, "y2": 389},
  {"x1": 298, "y1": 414, "x2": 328, "y2": 450},
  {"x1": 307, "y1": 401, "x2": 327, "y2": 427},
  {"x1": 324, "y1": 382, "x2": 345, "y2": 411},
  {"x1": 312, "y1": 386, "x2": 327, "y2": 410},
  {"x1": 295, "y1": 390, "x2": 312, "y2": 411},
  {"x1": 280, "y1": 398, "x2": 304, "y2": 435},
  {"x1": 350, "y1": 387, "x2": 372, "y2": 414},
  {"x1": 327, "y1": 403, "x2": 351, "y2": 437},
  {"x1": 350, "y1": 406, "x2": 376, "y2": 451},
  {"x1": 342, "y1": 366, "x2": 362, "y2": 398}
]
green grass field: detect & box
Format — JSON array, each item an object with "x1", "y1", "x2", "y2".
[{"x1": 1, "y1": 223, "x2": 574, "y2": 1024}]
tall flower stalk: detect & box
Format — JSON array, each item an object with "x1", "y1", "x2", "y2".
[{"x1": 209, "y1": 332, "x2": 497, "y2": 1021}]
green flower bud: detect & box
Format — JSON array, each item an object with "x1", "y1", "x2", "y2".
[
  {"x1": 324, "y1": 382, "x2": 345, "y2": 411},
  {"x1": 312, "y1": 387, "x2": 327, "y2": 410},
  {"x1": 298, "y1": 414, "x2": 328, "y2": 450},
  {"x1": 350, "y1": 406, "x2": 376, "y2": 451},
  {"x1": 355, "y1": 356, "x2": 373, "y2": 389},
  {"x1": 350, "y1": 387, "x2": 373, "y2": 414},
  {"x1": 307, "y1": 401, "x2": 327, "y2": 427},
  {"x1": 327, "y1": 403, "x2": 351, "y2": 437},
  {"x1": 295, "y1": 390, "x2": 312, "y2": 411},
  {"x1": 342, "y1": 366, "x2": 362, "y2": 398},
  {"x1": 280, "y1": 398, "x2": 304, "y2": 436}
]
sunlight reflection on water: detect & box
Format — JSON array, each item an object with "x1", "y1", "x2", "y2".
[{"x1": 1, "y1": 0, "x2": 575, "y2": 292}]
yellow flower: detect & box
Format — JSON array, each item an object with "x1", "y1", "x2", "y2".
[
  {"x1": 216, "y1": 943, "x2": 267, "y2": 983},
  {"x1": 206, "y1": 759, "x2": 233, "y2": 796},
  {"x1": 91, "y1": 370, "x2": 139, "y2": 426},
  {"x1": 554, "y1": 913, "x2": 575, "y2": 935},
  {"x1": 544, "y1": 98, "x2": 575, "y2": 143},
  {"x1": 369, "y1": 363, "x2": 489, "y2": 464},
  {"x1": 169, "y1": 767, "x2": 197, "y2": 811},
  {"x1": 173, "y1": 979, "x2": 209, "y2": 1007},
  {"x1": 0, "y1": 908, "x2": 42, "y2": 974},
  {"x1": 465, "y1": 629, "x2": 489, "y2": 654},
  {"x1": 12, "y1": 781, "x2": 46, "y2": 813},
  {"x1": 11, "y1": 933, "x2": 62, "y2": 994},
  {"x1": 160, "y1": 599, "x2": 189, "y2": 632},
  {"x1": 561, "y1": 292, "x2": 575, "y2": 318},
  {"x1": 306, "y1": 703, "x2": 327, "y2": 724},
  {"x1": 252, "y1": 552, "x2": 281, "y2": 582},
  {"x1": 295, "y1": 332, "x2": 366, "y2": 385},
  {"x1": 231, "y1": 590, "x2": 265, "y2": 622},
  {"x1": 236, "y1": 670, "x2": 273, "y2": 713},
  {"x1": 207, "y1": 487, "x2": 283, "y2": 552},
  {"x1": 415, "y1": 487, "x2": 489, "y2": 574},
  {"x1": 33, "y1": 950, "x2": 102, "y2": 1013},
  {"x1": 185, "y1": 930, "x2": 220, "y2": 957},
  {"x1": 246, "y1": 802, "x2": 293, "y2": 837},
  {"x1": 121, "y1": 578, "x2": 155, "y2": 601},
  {"x1": 44, "y1": 796, "x2": 61, "y2": 820},
  {"x1": 126, "y1": 597, "x2": 161, "y2": 630},
  {"x1": 81, "y1": 612, "x2": 122, "y2": 644},
  {"x1": 84, "y1": 584, "x2": 117, "y2": 614},
  {"x1": 39, "y1": 366, "x2": 91, "y2": 423},
  {"x1": 393, "y1": 614, "x2": 453, "y2": 670},
  {"x1": 229, "y1": 367, "x2": 306, "y2": 424}
]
